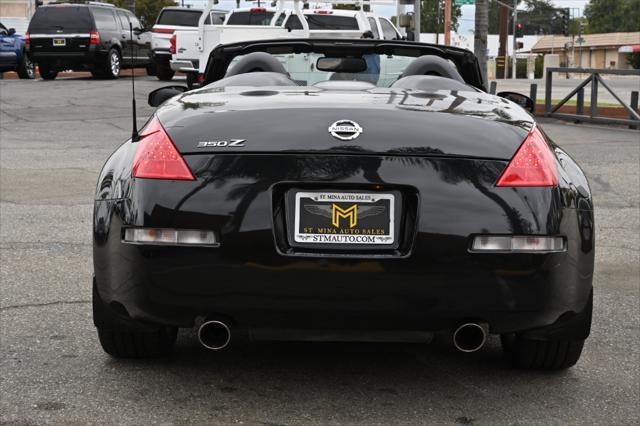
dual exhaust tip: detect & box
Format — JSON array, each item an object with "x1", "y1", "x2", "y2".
[
  {"x1": 453, "y1": 322, "x2": 488, "y2": 353},
  {"x1": 197, "y1": 319, "x2": 487, "y2": 353},
  {"x1": 197, "y1": 320, "x2": 231, "y2": 351}
]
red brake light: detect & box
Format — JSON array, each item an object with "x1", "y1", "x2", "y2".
[
  {"x1": 250, "y1": 8, "x2": 267, "y2": 12},
  {"x1": 152, "y1": 27, "x2": 175, "y2": 34},
  {"x1": 132, "y1": 117, "x2": 195, "y2": 181},
  {"x1": 197, "y1": 73, "x2": 205, "y2": 83},
  {"x1": 314, "y1": 10, "x2": 333, "y2": 14},
  {"x1": 90, "y1": 31, "x2": 100, "y2": 45},
  {"x1": 496, "y1": 126, "x2": 558, "y2": 187},
  {"x1": 25, "y1": 31, "x2": 30, "y2": 45},
  {"x1": 169, "y1": 34, "x2": 176, "y2": 54}
]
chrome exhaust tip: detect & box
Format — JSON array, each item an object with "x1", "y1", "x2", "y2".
[
  {"x1": 453, "y1": 322, "x2": 487, "y2": 353},
  {"x1": 197, "y1": 320, "x2": 231, "y2": 351}
]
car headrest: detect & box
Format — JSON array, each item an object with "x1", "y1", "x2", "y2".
[
  {"x1": 225, "y1": 52, "x2": 288, "y2": 77},
  {"x1": 391, "y1": 75, "x2": 472, "y2": 92},
  {"x1": 400, "y1": 55, "x2": 464, "y2": 82},
  {"x1": 207, "y1": 72, "x2": 297, "y2": 88}
]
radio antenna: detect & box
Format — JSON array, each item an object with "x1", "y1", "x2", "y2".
[{"x1": 129, "y1": 22, "x2": 139, "y2": 142}]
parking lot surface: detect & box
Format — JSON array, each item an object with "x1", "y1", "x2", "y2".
[{"x1": 1, "y1": 76, "x2": 639, "y2": 425}]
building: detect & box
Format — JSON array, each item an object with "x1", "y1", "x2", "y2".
[{"x1": 531, "y1": 32, "x2": 640, "y2": 70}]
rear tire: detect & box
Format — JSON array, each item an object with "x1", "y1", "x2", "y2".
[
  {"x1": 156, "y1": 60, "x2": 175, "y2": 81},
  {"x1": 38, "y1": 64, "x2": 58, "y2": 80},
  {"x1": 103, "y1": 48, "x2": 121, "y2": 79},
  {"x1": 501, "y1": 334, "x2": 585, "y2": 370},
  {"x1": 93, "y1": 282, "x2": 177, "y2": 358},
  {"x1": 501, "y1": 291, "x2": 592, "y2": 370},
  {"x1": 17, "y1": 52, "x2": 35, "y2": 79}
]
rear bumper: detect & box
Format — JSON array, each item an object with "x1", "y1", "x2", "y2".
[
  {"x1": 94, "y1": 204, "x2": 593, "y2": 335},
  {"x1": 31, "y1": 47, "x2": 105, "y2": 68},
  {"x1": 170, "y1": 59, "x2": 197, "y2": 72}
]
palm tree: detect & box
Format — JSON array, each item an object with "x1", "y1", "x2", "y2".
[{"x1": 474, "y1": 0, "x2": 489, "y2": 84}]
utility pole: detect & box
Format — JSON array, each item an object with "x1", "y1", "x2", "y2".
[
  {"x1": 435, "y1": 0, "x2": 441, "y2": 44},
  {"x1": 474, "y1": 0, "x2": 489, "y2": 84},
  {"x1": 444, "y1": 0, "x2": 452, "y2": 46},
  {"x1": 511, "y1": 0, "x2": 518, "y2": 80}
]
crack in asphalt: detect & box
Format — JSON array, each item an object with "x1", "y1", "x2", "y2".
[{"x1": 0, "y1": 300, "x2": 90, "y2": 312}]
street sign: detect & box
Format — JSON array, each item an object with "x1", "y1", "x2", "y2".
[{"x1": 455, "y1": 0, "x2": 475, "y2": 4}]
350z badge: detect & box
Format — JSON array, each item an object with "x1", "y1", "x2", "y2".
[{"x1": 197, "y1": 139, "x2": 246, "y2": 148}]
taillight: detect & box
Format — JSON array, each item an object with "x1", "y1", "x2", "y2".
[
  {"x1": 152, "y1": 27, "x2": 175, "y2": 34},
  {"x1": 250, "y1": 8, "x2": 267, "y2": 12},
  {"x1": 132, "y1": 117, "x2": 195, "y2": 181},
  {"x1": 314, "y1": 10, "x2": 333, "y2": 14},
  {"x1": 197, "y1": 73, "x2": 205, "y2": 83},
  {"x1": 25, "y1": 31, "x2": 30, "y2": 45},
  {"x1": 496, "y1": 125, "x2": 558, "y2": 187},
  {"x1": 90, "y1": 31, "x2": 100, "y2": 45},
  {"x1": 169, "y1": 34, "x2": 176, "y2": 54}
]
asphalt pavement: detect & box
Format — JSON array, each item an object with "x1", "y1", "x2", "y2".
[{"x1": 1, "y1": 75, "x2": 639, "y2": 425}]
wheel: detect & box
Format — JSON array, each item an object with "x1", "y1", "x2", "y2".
[
  {"x1": 17, "y1": 52, "x2": 35, "y2": 79},
  {"x1": 145, "y1": 60, "x2": 157, "y2": 76},
  {"x1": 93, "y1": 281, "x2": 177, "y2": 358},
  {"x1": 103, "y1": 48, "x2": 121, "y2": 79},
  {"x1": 156, "y1": 61, "x2": 175, "y2": 81},
  {"x1": 38, "y1": 64, "x2": 58, "y2": 80},
  {"x1": 186, "y1": 72, "x2": 197, "y2": 89},
  {"x1": 501, "y1": 291, "x2": 592, "y2": 370}
]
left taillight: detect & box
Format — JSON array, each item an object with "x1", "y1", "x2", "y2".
[
  {"x1": 132, "y1": 117, "x2": 195, "y2": 181},
  {"x1": 169, "y1": 34, "x2": 176, "y2": 54},
  {"x1": 25, "y1": 31, "x2": 30, "y2": 45},
  {"x1": 90, "y1": 31, "x2": 100, "y2": 45},
  {"x1": 496, "y1": 125, "x2": 558, "y2": 187}
]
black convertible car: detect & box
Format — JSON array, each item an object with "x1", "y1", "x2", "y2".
[{"x1": 93, "y1": 39, "x2": 594, "y2": 369}]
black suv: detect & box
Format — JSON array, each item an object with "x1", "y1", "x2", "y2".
[{"x1": 27, "y1": 2, "x2": 151, "y2": 79}]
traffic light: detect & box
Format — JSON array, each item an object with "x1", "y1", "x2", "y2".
[
  {"x1": 515, "y1": 23, "x2": 524, "y2": 38},
  {"x1": 562, "y1": 8, "x2": 570, "y2": 36}
]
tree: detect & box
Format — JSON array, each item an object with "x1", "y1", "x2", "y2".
[
  {"x1": 420, "y1": 0, "x2": 462, "y2": 33},
  {"x1": 584, "y1": 0, "x2": 640, "y2": 33},
  {"x1": 474, "y1": 0, "x2": 488, "y2": 83}
]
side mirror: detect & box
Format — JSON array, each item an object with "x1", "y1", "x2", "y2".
[
  {"x1": 497, "y1": 91, "x2": 535, "y2": 114},
  {"x1": 148, "y1": 86, "x2": 188, "y2": 107},
  {"x1": 8, "y1": 28, "x2": 16, "y2": 36}
]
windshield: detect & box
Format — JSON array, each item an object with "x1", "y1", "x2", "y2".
[
  {"x1": 227, "y1": 52, "x2": 423, "y2": 87},
  {"x1": 156, "y1": 10, "x2": 202, "y2": 27},
  {"x1": 226, "y1": 11, "x2": 275, "y2": 26},
  {"x1": 305, "y1": 14, "x2": 358, "y2": 30},
  {"x1": 28, "y1": 6, "x2": 93, "y2": 33}
]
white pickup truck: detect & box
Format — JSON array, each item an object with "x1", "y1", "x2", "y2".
[{"x1": 171, "y1": 0, "x2": 403, "y2": 86}]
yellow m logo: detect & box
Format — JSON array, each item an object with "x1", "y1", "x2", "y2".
[{"x1": 332, "y1": 204, "x2": 358, "y2": 228}]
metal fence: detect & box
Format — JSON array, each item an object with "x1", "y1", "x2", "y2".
[{"x1": 544, "y1": 67, "x2": 640, "y2": 128}]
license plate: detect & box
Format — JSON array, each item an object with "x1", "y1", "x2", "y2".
[
  {"x1": 293, "y1": 192, "x2": 395, "y2": 245},
  {"x1": 53, "y1": 38, "x2": 66, "y2": 46}
]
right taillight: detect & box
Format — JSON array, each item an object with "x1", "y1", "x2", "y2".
[
  {"x1": 169, "y1": 34, "x2": 176, "y2": 54},
  {"x1": 90, "y1": 31, "x2": 100, "y2": 45},
  {"x1": 132, "y1": 117, "x2": 195, "y2": 181},
  {"x1": 25, "y1": 31, "x2": 30, "y2": 45},
  {"x1": 496, "y1": 125, "x2": 558, "y2": 187}
]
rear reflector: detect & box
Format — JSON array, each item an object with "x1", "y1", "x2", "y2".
[
  {"x1": 132, "y1": 117, "x2": 195, "y2": 180},
  {"x1": 471, "y1": 236, "x2": 565, "y2": 252},
  {"x1": 124, "y1": 228, "x2": 218, "y2": 247},
  {"x1": 496, "y1": 125, "x2": 558, "y2": 187}
]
